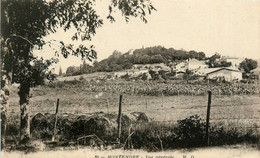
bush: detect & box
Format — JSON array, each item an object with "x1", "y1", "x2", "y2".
[
  {"x1": 140, "y1": 73, "x2": 148, "y2": 80},
  {"x1": 129, "y1": 115, "x2": 260, "y2": 150},
  {"x1": 149, "y1": 70, "x2": 160, "y2": 80},
  {"x1": 79, "y1": 76, "x2": 85, "y2": 81},
  {"x1": 175, "y1": 114, "x2": 206, "y2": 147},
  {"x1": 158, "y1": 70, "x2": 168, "y2": 80},
  {"x1": 209, "y1": 125, "x2": 259, "y2": 146},
  {"x1": 5, "y1": 112, "x2": 260, "y2": 150}
]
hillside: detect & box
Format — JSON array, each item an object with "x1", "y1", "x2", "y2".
[
  {"x1": 93, "y1": 46, "x2": 206, "y2": 71},
  {"x1": 66, "y1": 46, "x2": 206, "y2": 76},
  {"x1": 64, "y1": 46, "x2": 259, "y2": 77}
]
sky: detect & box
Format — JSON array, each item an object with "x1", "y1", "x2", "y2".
[{"x1": 34, "y1": 0, "x2": 260, "y2": 74}]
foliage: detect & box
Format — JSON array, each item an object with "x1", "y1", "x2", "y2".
[
  {"x1": 1, "y1": 0, "x2": 57, "y2": 86},
  {"x1": 171, "y1": 49, "x2": 205, "y2": 61},
  {"x1": 1, "y1": 0, "x2": 156, "y2": 144},
  {"x1": 2, "y1": 0, "x2": 156, "y2": 83},
  {"x1": 130, "y1": 115, "x2": 259, "y2": 150},
  {"x1": 206, "y1": 53, "x2": 221, "y2": 68},
  {"x1": 79, "y1": 59, "x2": 93, "y2": 74},
  {"x1": 140, "y1": 73, "x2": 148, "y2": 81},
  {"x1": 79, "y1": 76, "x2": 85, "y2": 81},
  {"x1": 69, "y1": 46, "x2": 207, "y2": 74},
  {"x1": 218, "y1": 60, "x2": 232, "y2": 67},
  {"x1": 183, "y1": 69, "x2": 194, "y2": 83},
  {"x1": 148, "y1": 70, "x2": 160, "y2": 80},
  {"x1": 66, "y1": 66, "x2": 80, "y2": 76},
  {"x1": 2, "y1": 0, "x2": 156, "y2": 81},
  {"x1": 175, "y1": 114, "x2": 206, "y2": 147},
  {"x1": 239, "y1": 58, "x2": 258, "y2": 74},
  {"x1": 59, "y1": 67, "x2": 63, "y2": 76},
  {"x1": 206, "y1": 53, "x2": 232, "y2": 68},
  {"x1": 82, "y1": 80, "x2": 260, "y2": 96}
]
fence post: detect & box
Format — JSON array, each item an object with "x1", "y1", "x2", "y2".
[
  {"x1": 161, "y1": 92, "x2": 164, "y2": 107},
  {"x1": 145, "y1": 97, "x2": 148, "y2": 110},
  {"x1": 118, "y1": 95, "x2": 123, "y2": 143},
  {"x1": 52, "y1": 98, "x2": 60, "y2": 142},
  {"x1": 206, "y1": 91, "x2": 212, "y2": 146},
  {"x1": 107, "y1": 98, "x2": 110, "y2": 113}
]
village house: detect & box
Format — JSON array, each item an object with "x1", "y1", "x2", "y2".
[
  {"x1": 187, "y1": 58, "x2": 208, "y2": 70},
  {"x1": 132, "y1": 63, "x2": 171, "y2": 72},
  {"x1": 175, "y1": 60, "x2": 187, "y2": 70},
  {"x1": 204, "y1": 67, "x2": 242, "y2": 82},
  {"x1": 174, "y1": 60, "x2": 187, "y2": 76},
  {"x1": 128, "y1": 69, "x2": 150, "y2": 78},
  {"x1": 114, "y1": 69, "x2": 151, "y2": 79},
  {"x1": 220, "y1": 56, "x2": 244, "y2": 68},
  {"x1": 174, "y1": 59, "x2": 208, "y2": 76}
]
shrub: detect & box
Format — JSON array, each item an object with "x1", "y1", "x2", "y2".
[
  {"x1": 175, "y1": 114, "x2": 206, "y2": 147},
  {"x1": 129, "y1": 115, "x2": 259, "y2": 150},
  {"x1": 140, "y1": 73, "x2": 148, "y2": 80},
  {"x1": 79, "y1": 76, "x2": 85, "y2": 81}
]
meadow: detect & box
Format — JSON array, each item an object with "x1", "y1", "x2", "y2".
[
  {"x1": 8, "y1": 77, "x2": 260, "y2": 130},
  {"x1": 5, "y1": 75, "x2": 260, "y2": 150}
]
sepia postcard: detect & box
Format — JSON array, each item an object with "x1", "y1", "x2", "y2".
[{"x1": 1, "y1": 0, "x2": 260, "y2": 158}]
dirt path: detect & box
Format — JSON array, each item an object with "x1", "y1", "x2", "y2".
[{"x1": 2, "y1": 146, "x2": 260, "y2": 158}]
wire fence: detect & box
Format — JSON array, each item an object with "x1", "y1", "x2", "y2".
[{"x1": 8, "y1": 82, "x2": 260, "y2": 131}]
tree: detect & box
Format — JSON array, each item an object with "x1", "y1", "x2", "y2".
[
  {"x1": 59, "y1": 66, "x2": 63, "y2": 76},
  {"x1": 206, "y1": 53, "x2": 221, "y2": 68},
  {"x1": 183, "y1": 69, "x2": 193, "y2": 83},
  {"x1": 1, "y1": 0, "x2": 155, "y2": 145},
  {"x1": 81, "y1": 59, "x2": 93, "y2": 74},
  {"x1": 218, "y1": 60, "x2": 232, "y2": 67},
  {"x1": 239, "y1": 58, "x2": 258, "y2": 76},
  {"x1": 197, "y1": 52, "x2": 206, "y2": 60},
  {"x1": 1, "y1": 44, "x2": 11, "y2": 148},
  {"x1": 66, "y1": 66, "x2": 79, "y2": 76}
]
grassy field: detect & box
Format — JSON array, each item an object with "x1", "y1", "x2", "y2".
[
  {"x1": 5, "y1": 76, "x2": 260, "y2": 151},
  {"x1": 8, "y1": 80, "x2": 260, "y2": 130}
]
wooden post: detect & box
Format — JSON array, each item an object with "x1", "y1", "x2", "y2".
[
  {"x1": 145, "y1": 97, "x2": 148, "y2": 110},
  {"x1": 107, "y1": 98, "x2": 110, "y2": 113},
  {"x1": 161, "y1": 92, "x2": 164, "y2": 107},
  {"x1": 117, "y1": 95, "x2": 123, "y2": 142},
  {"x1": 206, "y1": 91, "x2": 212, "y2": 146},
  {"x1": 52, "y1": 98, "x2": 59, "y2": 141}
]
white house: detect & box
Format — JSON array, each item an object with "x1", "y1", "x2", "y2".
[
  {"x1": 206, "y1": 67, "x2": 242, "y2": 81},
  {"x1": 187, "y1": 59, "x2": 208, "y2": 70},
  {"x1": 175, "y1": 61, "x2": 187, "y2": 70},
  {"x1": 128, "y1": 69, "x2": 150, "y2": 77},
  {"x1": 114, "y1": 69, "x2": 152, "y2": 79},
  {"x1": 132, "y1": 63, "x2": 171, "y2": 72},
  {"x1": 221, "y1": 56, "x2": 244, "y2": 68}
]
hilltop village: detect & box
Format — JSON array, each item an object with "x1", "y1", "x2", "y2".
[{"x1": 64, "y1": 46, "x2": 260, "y2": 82}]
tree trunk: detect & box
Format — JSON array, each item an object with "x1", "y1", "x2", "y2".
[
  {"x1": 1, "y1": 74, "x2": 10, "y2": 148},
  {"x1": 18, "y1": 81, "x2": 30, "y2": 144}
]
